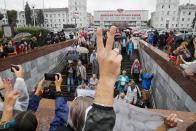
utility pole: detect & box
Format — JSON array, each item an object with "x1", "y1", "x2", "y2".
[
  {"x1": 3, "y1": 0, "x2": 7, "y2": 24},
  {"x1": 32, "y1": 5, "x2": 36, "y2": 27}
]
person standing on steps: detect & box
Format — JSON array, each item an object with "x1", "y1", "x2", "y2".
[
  {"x1": 127, "y1": 38, "x2": 134, "y2": 58},
  {"x1": 121, "y1": 31, "x2": 127, "y2": 55},
  {"x1": 141, "y1": 69, "x2": 154, "y2": 107},
  {"x1": 76, "y1": 60, "x2": 87, "y2": 86},
  {"x1": 117, "y1": 70, "x2": 129, "y2": 93},
  {"x1": 126, "y1": 80, "x2": 141, "y2": 105},
  {"x1": 90, "y1": 50, "x2": 99, "y2": 76},
  {"x1": 66, "y1": 61, "x2": 76, "y2": 92},
  {"x1": 88, "y1": 74, "x2": 98, "y2": 90},
  {"x1": 131, "y1": 59, "x2": 141, "y2": 83}
]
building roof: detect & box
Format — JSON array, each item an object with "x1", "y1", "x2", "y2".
[
  {"x1": 19, "y1": 7, "x2": 69, "y2": 13},
  {"x1": 179, "y1": 3, "x2": 196, "y2": 10}
]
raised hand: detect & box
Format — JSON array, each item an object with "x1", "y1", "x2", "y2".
[
  {"x1": 3, "y1": 80, "x2": 20, "y2": 109},
  {"x1": 0, "y1": 77, "x2": 3, "y2": 90},
  {"x1": 97, "y1": 26, "x2": 122, "y2": 85},
  {"x1": 164, "y1": 114, "x2": 178, "y2": 129},
  {"x1": 95, "y1": 26, "x2": 122, "y2": 106},
  {"x1": 55, "y1": 73, "x2": 63, "y2": 92},
  {"x1": 35, "y1": 78, "x2": 45, "y2": 96},
  {"x1": 12, "y1": 65, "x2": 24, "y2": 78}
]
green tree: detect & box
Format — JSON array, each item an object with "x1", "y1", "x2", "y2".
[
  {"x1": 25, "y1": 2, "x2": 32, "y2": 26},
  {"x1": 0, "y1": 13, "x2": 4, "y2": 20},
  {"x1": 36, "y1": 9, "x2": 44, "y2": 26},
  {"x1": 7, "y1": 10, "x2": 17, "y2": 26},
  {"x1": 192, "y1": 12, "x2": 196, "y2": 30}
]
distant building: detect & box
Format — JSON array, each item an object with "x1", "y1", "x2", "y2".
[
  {"x1": 17, "y1": 0, "x2": 88, "y2": 30},
  {"x1": 94, "y1": 9, "x2": 149, "y2": 28},
  {"x1": 178, "y1": 4, "x2": 196, "y2": 29},
  {"x1": 151, "y1": 0, "x2": 196, "y2": 30},
  {"x1": 0, "y1": 9, "x2": 8, "y2": 26},
  {"x1": 68, "y1": 0, "x2": 88, "y2": 28},
  {"x1": 87, "y1": 13, "x2": 94, "y2": 26},
  {"x1": 17, "y1": 8, "x2": 69, "y2": 31},
  {"x1": 151, "y1": 0, "x2": 180, "y2": 29}
]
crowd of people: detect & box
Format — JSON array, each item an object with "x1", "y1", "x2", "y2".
[
  {"x1": 0, "y1": 30, "x2": 75, "y2": 59},
  {"x1": 0, "y1": 26, "x2": 184, "y2": 131},
  {"x1": 146, "y1": 30, "x2": 196, "y2": 79}
]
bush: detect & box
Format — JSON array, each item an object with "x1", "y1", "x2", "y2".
[{"x1": 15, "y1": 27, "x2": 49, "y2": 38}]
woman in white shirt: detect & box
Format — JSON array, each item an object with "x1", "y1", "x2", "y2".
[{"x1": 126, "y1": 80, "x2": 141, "y2": 105}]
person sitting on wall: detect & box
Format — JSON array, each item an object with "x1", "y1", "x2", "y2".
[
  {"x1": 4, "y1": 40, "x2": 17, "y2": 57},
  {"x1": 173, "y1": 41, "x2": 192, "y2": 65}
]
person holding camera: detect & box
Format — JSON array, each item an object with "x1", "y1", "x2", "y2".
[{"x1": 0, "y1": 65, "x2": 29, "y2": 112}]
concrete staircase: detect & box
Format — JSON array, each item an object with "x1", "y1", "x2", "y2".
[{"x1": 42, "y1": 52, "x2": 93, "y2": 101}]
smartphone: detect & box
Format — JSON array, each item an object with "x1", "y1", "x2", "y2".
[
  {"x1": 11, "y1": 64, "x2": 20, "y2": 73},
  {"x1": 44, "y1": 73, "x2": 59, "y2": 81}
]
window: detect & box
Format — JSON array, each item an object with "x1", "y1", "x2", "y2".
[
  {"x1": 182, "y1": 18, "x2": 184, "y2": 21},
  {"x1": 54, "y1": 14, "x2": 56, "y2": 17},
  {"x1": 47, "y1": 24, "x2": 49, "y2": 27},
  {"x1": 162, "y1": 5, "x2": 164, "y2": 8},
  {"x1": 45, "y1": 14, "x2": 48, "y2": 17},
  {"x1": 50, "y1": 14, "x2": 52, "y2": 18},
  {"x1": 187, "y1": 24, "x2": 189, "y2": 27},
  {"x1": 172, "y1": 24, "x2": 174, "y2": 27},
  {"x1": 181, "y1": 24, "x2": 183, "y2": 27},
  {"x1": 162, "y1": 11, "x2": 164, "y2": 15},
  {"x1": 161, "y1": 17, "x2": 164, "y2": 21},
  {"x1": 167, "y1": 11, "x2": 170, "y2": 15},
  {"x1": 176, "y1": 24, "x2": 178, "y2": 27},
  {"x1": 59, "y1": 19, "x2": 61, "y2": 22},
  {"x1": 51, "y1": 24, "x2": 53, "y2": 27},
  {"x1": 172, "y1": 17, "x2": 175, "y2": 21},
  {"x1": 58, "y1": 14, "x2": 60, "y2": 17},
  {"x1": 183, "y1": 11, "x2": 186, "y2": 15},
  {"x1": 188, "y1": 18, "x2": 190, "y2": 21},
  {"x1": 173, "y1": 11, "x2": 176, "y2": 15},
  {"x1": 63, "y1": 19, "x2": 65, "y2": 22},
  {"x1": 188, "y1": 12, "x2": 191, "y2": 15},
  {"x1": 169, "y1": 5, "x2": 170, "y2": 8}
]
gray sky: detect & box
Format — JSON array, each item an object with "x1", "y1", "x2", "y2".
[{"x1": 0, "y1": 0, "x2": 195, "y2": 14}]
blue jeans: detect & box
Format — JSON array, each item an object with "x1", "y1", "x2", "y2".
[
  {"x1": 67, "y1": 77, "x2": 74, "y2": 92},
  {"x1": 127, "y1": 49, "x2": 133, "y2": 56}
]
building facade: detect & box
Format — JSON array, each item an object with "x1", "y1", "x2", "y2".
[
  {"x1": 151, "y1": 0, "x2": 180, "y2": 29},
  {"x1": 178, "y1": 4, "x2": 196, "y2": 29},
  {"x1": 151, "y1": 0, "x2": 196, "y2": 30},
  {"x1": 17, "y1": 8, "x2": 69, "y2": 31},
  {"x1": 0, "y1": 9, "x2": 8, "y2": 26},
  {"x1": 68, "y1": 0, "x2": 88, "y2": 28},
  {"x1": 17, "y1": 0, "x2": 88, "y2": 30},
  {"x1": 94, "y1": 9, "x2": 149, "y2": 28}
]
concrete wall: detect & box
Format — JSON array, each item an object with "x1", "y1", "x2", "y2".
[
  {"x1": 0, "y1": 48, "x2": 66, "y2": 92},
  {"x1": 138, "y1": 42, "x2": 196, "y2": 112}
]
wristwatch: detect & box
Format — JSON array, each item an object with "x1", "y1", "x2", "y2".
[{"x1": 0, "y1": 119, "x2": 16, "y2": 129}]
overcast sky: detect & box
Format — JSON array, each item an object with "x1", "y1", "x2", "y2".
[{"x1": 0, "y1": 0, "x2": 195, "y2": 14}]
